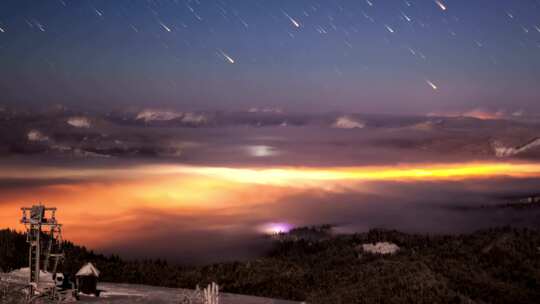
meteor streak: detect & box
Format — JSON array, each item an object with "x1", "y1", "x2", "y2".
[
  {"x1": 159, "y1": 21, "x2": 171, "y2": 32},
  {"x1": 401, "y1": 12, "x2": 412, "y2": 22},
  {"x1": 426, "y1": 80, "x2": 438, "y2": 90},
  {"x1": 219, "y1": 50, "x2": 235, "y2": 64},
  {"x1": 283, "y1": 12, "x2": 301, "y2": 28},
  {"x1": 435, "y1": 0, "x2": 447, "y2": 11}
]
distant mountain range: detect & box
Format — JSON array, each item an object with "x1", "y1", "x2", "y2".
[{"x1": 1, "y1": 106, "x2": 540, "y2": 165}]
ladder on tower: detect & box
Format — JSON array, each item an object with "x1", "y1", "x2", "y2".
[{"x1": 44, "y1": 225, "x2": 65, "y2": 273}]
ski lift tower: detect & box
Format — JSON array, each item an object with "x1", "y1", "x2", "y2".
[{"x1": 20, "y1": 204, "x2": 65, "y2": 297}]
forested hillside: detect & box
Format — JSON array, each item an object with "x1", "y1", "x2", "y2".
[{"x1": 2, "y1": 227, "x2": 540, "y2": 304}]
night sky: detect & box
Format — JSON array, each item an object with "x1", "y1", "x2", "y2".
[
  {"x1": 1, "y1": 0, "x2": 540, "y2": 114},
  {"x1": 2, "y1": 1, "x2": 540, "y2": 263}
]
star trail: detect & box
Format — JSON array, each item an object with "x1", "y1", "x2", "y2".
[{"x1": 0, "y1": 0, "x2": 539, "y2": 114}]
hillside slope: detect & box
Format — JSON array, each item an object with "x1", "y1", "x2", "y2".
[{"x1": 2, "y1": 227, "x2": 540, "y2": 303}]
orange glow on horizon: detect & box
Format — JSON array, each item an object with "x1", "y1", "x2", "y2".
[
  {"x1": 172, "y1": 162, "x2": 540, "y2": 185},
  {"x1": 2, "y1": 161, "x2": 540, "y2": 248},
  {"x1": 3, "y1": 161, "x2": 540, "y2": 184}
]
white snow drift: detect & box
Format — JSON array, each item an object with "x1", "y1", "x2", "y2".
[
  {"x1": 67, "y1": 116, "x2": 91, "y2": 128},
  {"x1": 332, "y1": 116, "x2": 365, "y2": 129}
]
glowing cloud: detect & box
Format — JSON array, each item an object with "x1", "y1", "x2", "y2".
[
  {"x1": 175, "y1": 163, "x2": 540, "y2": 187},
  {"x1": 6, "y1": 162, "x2": 540, "y2": 188},
  {"x1": 3, "y1": 161, "x2": 540, "y2": 248}
]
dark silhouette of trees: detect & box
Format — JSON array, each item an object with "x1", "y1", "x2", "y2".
[{"x1": 1, "y1": 226, "x2": 539, "y2": 303}]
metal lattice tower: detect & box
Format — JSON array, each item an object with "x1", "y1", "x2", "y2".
[{"x1": 20, "y1": 204, "x2": 65, "y2": 296}]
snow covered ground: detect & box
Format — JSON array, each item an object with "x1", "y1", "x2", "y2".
[
  {"x1": 1, "y1": 268, "x2": 56, "y2": 287},
  {"x1": 1, "y1": 272, "x2": 301, "y2": 304},
  {"x1": 82, "y1": 283, "x2": 302, "y2": 304}
]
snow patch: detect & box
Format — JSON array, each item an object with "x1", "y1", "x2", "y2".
[
  {"x1": 359, "y1": 242, "x2": 400, "y2": 255},
  {"x1": 99, "y1": 290, "x2": 146, "y2": 298},
  {"x1": 67, "y1": 116, "x2": 91, "y2": 128},
  {"x1": 332, "y1": 116, "x2": 365, "y2": 129},
  {"x1": 76, "y1": 263, "x2": 100, "y2": 277},
  {"x1": 136, "y1": 109, "x2": 183, "y2": 122},
  {"x1": 492, "y1": 138, "x2": 540, "y2": 157},
  {"x1": 136, "y1": 109, "x2": 208, "y2": 125},
  {"x1": 6, "y1": 268, "x2": 54, "y2": 284},
  {"x1": 27, "y1": 130, "x2": 49, "y2": 142},
  {"x1": 248, "y1": 107, "x2": 283, "y2": 114}
]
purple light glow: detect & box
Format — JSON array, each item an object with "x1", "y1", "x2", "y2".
[{"x1": 259, "y1": 222, "x2": 293, "y2": 235}]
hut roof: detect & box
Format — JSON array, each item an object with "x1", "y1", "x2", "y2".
[{"x1": 76, "y1": 263, "x2": 100, "y2": 277}]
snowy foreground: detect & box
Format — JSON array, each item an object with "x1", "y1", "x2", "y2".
[
  {"x1": 85, "y1": 283, "x2": 301, "y2": 304},
  {"x1": 1, "y1": 272, "x2": 301, "y2": 304}
]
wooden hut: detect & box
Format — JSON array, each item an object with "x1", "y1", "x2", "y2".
[{"x1": 75, "y1": 263, "x2": 100, "y2": 296}]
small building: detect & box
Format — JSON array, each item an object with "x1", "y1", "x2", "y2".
[
  {"x1": 75, "y1": 263, "x2": 100, "y2": 296},
  {"x1": 356, "y1": 242, "x2": 400, "y2": 255}
]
